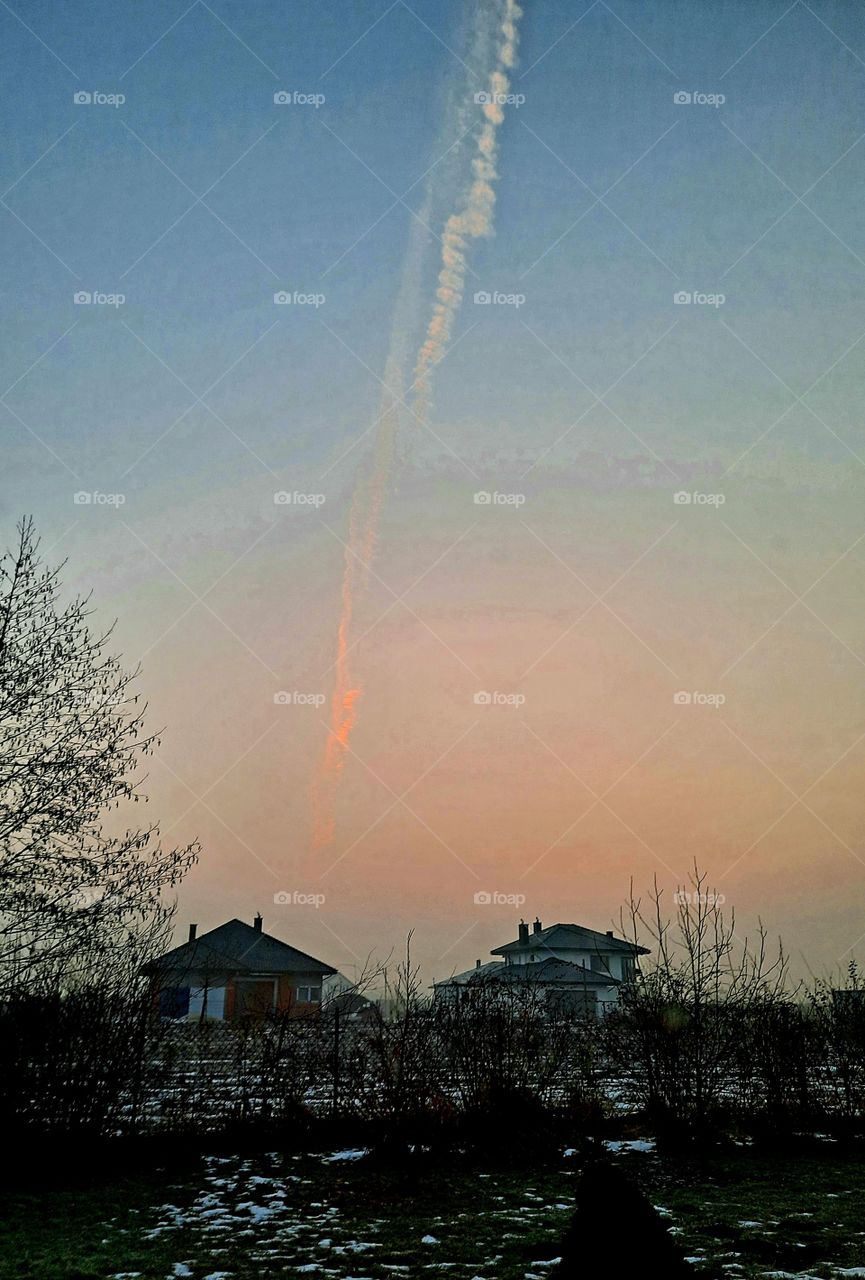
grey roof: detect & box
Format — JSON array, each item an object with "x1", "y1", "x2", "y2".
[
  {"x1": 435, "y1": 957, "x2": 623, "y2": 989},
  {"x1": 435, "y1": 961, "x2": 506, "y2": 987},
  {"x1": 492, "y1": 922, "x2": 649, "y2": 958},
  {"x1": 147, "y1": 918, "x2": 336, "y2": 978}
]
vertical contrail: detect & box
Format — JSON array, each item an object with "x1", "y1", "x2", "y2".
[
  {"x1": 311, "y1": 206, "x2": 431, "y2": 851},
  {"x1": 413, "y1": 0, "x2": 521, "y2": 422},
  {"x1": 312, "y1": 0, "x2": 522, "y2": 850}
]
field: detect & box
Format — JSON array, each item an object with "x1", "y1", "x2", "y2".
[{"x1": 4, "y1": 1139, "x2": 865, "y2": 1280}]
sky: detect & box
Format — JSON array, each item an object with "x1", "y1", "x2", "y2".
[{"x1": 3, "y1": 0, "x2": 865, "y2": 986}]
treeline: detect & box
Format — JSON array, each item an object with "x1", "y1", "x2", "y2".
[
  {"x1": 6, "y1": 946, "x2": 865, "y2": 1146},
  {"x1": 4, "y1": 871, "x2": 865, "y2": 1145},
  {"x1": 143, "y1": 951, "x2": 865, "y2": 1147}
]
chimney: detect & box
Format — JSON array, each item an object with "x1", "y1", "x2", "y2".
[
  {"x1": 476, "y1": 958, "x2": 481, "y2": 969},
  {"x1": 253, "y1": 913, "x2": 263, "y2": 932},
  {"x1": 533, "y1": 918, "x2": 542, "y2": 934},
  {"x1": 606, "y1": 930, "x2": 614, "y2": 938},
  {"x1": 188, "y1": 923, "x2": 197, "y2": 943},
  {"x1": 518, "y1": 920, "x2": 529, "y2": 944}
]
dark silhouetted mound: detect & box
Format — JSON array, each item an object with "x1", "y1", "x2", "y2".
[{"x1": 554, "y1": 1159, "x2": 695, "y2": 1278}]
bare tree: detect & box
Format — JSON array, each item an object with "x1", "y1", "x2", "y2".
[
  {"x1": 0, "y1": 517, "x2": 198, "y2": 994},
  {"x1": 0, "y1": 916, "x2": 172, "y2": 1135},
  {"x1": 355, "y1": 933, "x2": 444, "y2": 1130},
  {"x1": 608, "y1": 866, "x2": 790, "y2": 1133},
  {"x1": 435, "y1": 977, "x2": 601, "y2": 1117},
  {"x1": 809, "y1": 961, "x2": 865, "y2": 1122}
]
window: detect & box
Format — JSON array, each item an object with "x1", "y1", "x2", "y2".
[
  {"x1": 159, "y1": 986, "x2": 189, "y2": 1019},
  {"x1": 189, "y1": 985, "x2": 226, "y2": 1020},
  {"x1": 296, "y1": 985, "x2": 321, "y2": 1004},
  {"x1": 551, "y1": 989, "x2": 598, "y2": 1017}
]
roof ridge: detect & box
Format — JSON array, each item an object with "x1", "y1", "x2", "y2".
[{"x1": 150, "y1": 918, "x2": 336, "y2": 974}]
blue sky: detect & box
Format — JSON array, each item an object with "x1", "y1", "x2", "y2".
[{"x1": 4, "y1": 1, "x2": 865, "y2": 511}]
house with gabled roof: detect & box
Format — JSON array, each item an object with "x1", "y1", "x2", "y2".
[
  {"x1": 146, "y1": 914, "x2": 336, "y2": 1021},
  {"x1": 433, "y1": 918, "x2": 649, "y2": 1016}
]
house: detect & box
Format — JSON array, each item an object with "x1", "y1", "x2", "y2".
[
  {"x1": 147, "y1": 914, "x2": 337, "y2": 1021},
  {"x1": 322, "y1": 971, "x2": 378, "y2": 1023},
  {"x1": 433, "y1": 918, "x2": 649, "y2": 1016}
]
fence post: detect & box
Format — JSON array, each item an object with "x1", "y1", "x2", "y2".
[{"x1": 332, "y1": 1004, "x2": 340, "y2": 1115}]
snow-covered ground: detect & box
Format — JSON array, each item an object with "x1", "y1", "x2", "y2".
[
  {"x1": 98, "y1": 1140, "x2": 865, "y2": 1280},
  {"x1": 105, "y1": 1150, "x2": 576, "y2": 1280}
]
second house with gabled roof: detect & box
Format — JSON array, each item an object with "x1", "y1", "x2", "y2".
[
  {"x1": 434, "y1": 918, "x2": 649, "y2": 1015},
  {"x1": 146, "y1": 914, "x2": 337, "y2": 1021}
]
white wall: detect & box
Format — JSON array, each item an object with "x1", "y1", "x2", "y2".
[{"x1": 515, "y1": 945, "x2": 628, "y2": 978}]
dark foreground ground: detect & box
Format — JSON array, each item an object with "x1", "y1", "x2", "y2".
[{"x1": 3, "y1": 1137, "x2": 865, "y2": 1279}]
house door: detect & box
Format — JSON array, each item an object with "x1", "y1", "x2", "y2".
[{"x1": 233, "y1": 979, "x2": 277, "y2": 1019}]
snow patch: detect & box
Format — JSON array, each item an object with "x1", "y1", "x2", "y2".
[{"x1": 604, "y1": 1139, "x2": 656, "y2": 1153}]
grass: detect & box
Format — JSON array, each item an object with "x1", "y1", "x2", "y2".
[
  {"x1": 632, "y1": 1138, "x2": 865, "y2": 1278},
  {"x1": 3, "y1": 1138, "x2": 865, "y2": 1279},
  {"x1": 0, "y1": 1149, "x2": 576, "y2": 1280}
]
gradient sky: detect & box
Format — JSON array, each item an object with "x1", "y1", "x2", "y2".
[{"x1": 3, "y1": 0, "x2": 865, "y2": 986}]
